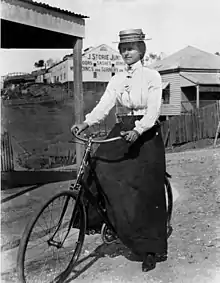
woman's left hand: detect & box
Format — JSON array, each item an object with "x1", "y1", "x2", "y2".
[{"x1": 120, "y1": 130, "x2": 140, "y2": 143}]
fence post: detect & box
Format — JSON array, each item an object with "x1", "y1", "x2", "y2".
[
  {"x1": 213, "y1": 121, "x2": 220, "y2": 147},
  {"x1": 196, "y1": 85, "x2": 200, "y2": 109},
  {"x1": 213, "y1": 101, "x2": 220, "y2": 147}
]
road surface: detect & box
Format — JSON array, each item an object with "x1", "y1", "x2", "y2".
[{"x1": 1, "y1": 147, "x2": 220, "y2": 282}]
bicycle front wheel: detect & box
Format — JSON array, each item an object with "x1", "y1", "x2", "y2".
[{"x1": 17, "y1": 190, "x2": 86, "y2": 283}]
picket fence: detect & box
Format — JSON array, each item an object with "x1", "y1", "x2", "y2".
[
  {"x1": 160, "y1": 101, "x2": 220, "y2": 147},
  {"x1": 1, "y1": 131, "x2": 14, "y2": 171}
]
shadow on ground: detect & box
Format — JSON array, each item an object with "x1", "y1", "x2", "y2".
[
  {"x1": 66, "y1": 240, "x2": 167, "y2": 282},
  {"x1": 1, "y1": 170, "x2": 76, "y2": 189}
]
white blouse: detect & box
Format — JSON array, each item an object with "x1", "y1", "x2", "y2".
[{"x1": 84, "y1": 60, "x2": 162, "y2": 135}]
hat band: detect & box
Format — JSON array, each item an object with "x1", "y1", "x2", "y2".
[{"x1": 119, "y1": 34, "x2": 145, "y2": 43}]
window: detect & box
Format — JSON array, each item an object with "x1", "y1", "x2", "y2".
[
  {"x1": 100, "y1": 46, "x2": 107, "y2": 51},
  {"x1": 111, "y1": 64, "x2": 115, "y2": 77},
  {"x1": 93, "y1": 72, "x2": 97, "y2": 78},
  {"x1": 162, "y1": 84, "x2": 170, "y2": 104}
]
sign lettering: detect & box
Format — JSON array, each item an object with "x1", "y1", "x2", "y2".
[{"x1": 82, "y1": 50, "x2": 125, "y2": 73}]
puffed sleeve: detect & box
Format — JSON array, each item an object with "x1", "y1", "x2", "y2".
[
  {"x1": 84, "y1": 76, "x2": 117, "y2": 126},
  {"x1": 133, "y1": 70, "x2": 162, "y2": 135}
]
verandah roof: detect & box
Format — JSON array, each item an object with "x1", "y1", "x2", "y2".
[
  {"x1": 1, "y1": 0, "x2": 87, "y2": 48},
  {"x1": 180, "y1": 72, "x2": 220, "y2": 87}
]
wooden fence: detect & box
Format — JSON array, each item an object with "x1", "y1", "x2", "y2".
[
  {"x1": 1, "y1": 131, "x2": 14, "y2": 172},
  {"x1": 160, "y1": 101, "x2": 220, "y2": 147}
]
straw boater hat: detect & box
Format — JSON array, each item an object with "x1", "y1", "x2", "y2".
[{"x1": 114, "y1": 29, "x2": 151, "y2": 43}]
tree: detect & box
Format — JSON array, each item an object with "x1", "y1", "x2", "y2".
[
  {"x1": 215, "y1": 52, "x2": 220, "y2": 56},
  {"x1": 46, "y1": 58, "x2": 59, "y2": 68},
  {"x1": 145, "y1": 52, "x2": 166, "y2": 65},
  {"x1": 148, "y1": 53, "x2": 159, "y2": 60},
  {"x1": 34, "y1": 59, "x2": 45, "y2": 69}
]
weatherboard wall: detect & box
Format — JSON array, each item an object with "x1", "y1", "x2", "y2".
[{"x1": 160, "y1": 72, "x2": 181, "y2": 116}]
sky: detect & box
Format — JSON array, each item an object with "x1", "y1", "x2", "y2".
[{"x1": 1, "y1": 0, "x2": 220, "y2": 77}]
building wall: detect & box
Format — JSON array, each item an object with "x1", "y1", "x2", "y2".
[
  {"x1": 35, "y1": 74, "x2": 45, "y2": 83},
  {"x1": 160, "y1": 72, "x2": 181, "y2": 116},
  {"x1": 67, "y1": 59, "x2": 73, "y2": 82},
  {"x1": 78, "y1": 45, "x2": 125, "y2": 81},
  {"x1": 45, "y1": 44, "x2": 125, "y2": 84},
  {"x1": 47, "y1": 60, "x2": 68, "y2": 84}
]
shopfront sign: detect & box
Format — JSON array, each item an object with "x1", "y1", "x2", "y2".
[{"x1": 82, "y1": 46, "x2": 125, "y2": 73}]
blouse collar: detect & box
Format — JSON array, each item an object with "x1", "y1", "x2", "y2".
[{"x1": 125, "y1": 60, "x2": 143, "y2": 73}]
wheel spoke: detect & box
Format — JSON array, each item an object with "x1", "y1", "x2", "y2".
[{"x1": 18, "y1": 191, "x2": 86, "y2": 283}]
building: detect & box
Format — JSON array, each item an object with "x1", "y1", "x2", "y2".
[
  {"x1": 44, "y1": 44, "x2": 125, "y2": 84},
  {"x1": 2, "y1": 72, "x2": 36, "y2": 88},
  {"x1": 31, "y1": 69, "x2": 47, "y2": 83},
  {"x1": 150, "y1": 46, "x2": 220, "y2": 117}
]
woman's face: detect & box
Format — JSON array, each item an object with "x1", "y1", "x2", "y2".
[{"x1": 120, "y1": 42, "x2": 141, "y2": 66}]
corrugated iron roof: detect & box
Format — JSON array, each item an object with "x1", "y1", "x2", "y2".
[
  {"x1": 18, "y1": 0, "x2": 88, "y2": 18},
  {"x1": 150, "y1": 46, "x2": 220, "y2": 72},
  {"x1": 180, "y1": 72, "x2": 220, "y2": 86}
]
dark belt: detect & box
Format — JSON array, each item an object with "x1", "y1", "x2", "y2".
[{"x1": 140, "y1": 122, "x2": 160, "y2": 141}]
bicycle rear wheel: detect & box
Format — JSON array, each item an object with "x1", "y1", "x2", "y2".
[
  {"x1": 165, "y1": 176, "x2": 173, "y2": 238},
  {"x1": 17, "y1": 190, "x2": 86, "y2": 283}
]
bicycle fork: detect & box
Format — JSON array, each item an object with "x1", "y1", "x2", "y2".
[{"x1": 47, "y1": 192, "x2": 82, "y2": 249}]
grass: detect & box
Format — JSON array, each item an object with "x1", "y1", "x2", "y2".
[{"x1": 1, "y1": 86, "x2": 116, "y2": 170}]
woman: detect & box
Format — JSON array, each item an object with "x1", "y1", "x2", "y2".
[{"x1": 71, "y1": 29, "x2": 167, "y2": 272}]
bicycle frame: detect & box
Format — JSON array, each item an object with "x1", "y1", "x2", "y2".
[
  {"x1": 70, "y1": 136, "x2": 117, "y2": 234},
  {"x1": 69, "y1": 130, "x2": 173, "y2": 237},
  {"x1": 48, "y1": 136, "x2": 117, "y2": 247},
  {"x1": 48, "y1": 130, "x2": 172, "y2": 248}
]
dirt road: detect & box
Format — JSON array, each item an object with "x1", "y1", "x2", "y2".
[{"x1": 1, "y1": 147, "x2": 220, "y2": 282}]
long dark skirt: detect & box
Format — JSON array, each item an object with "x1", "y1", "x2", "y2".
[{"x1": 87, "y1": 116, "x2": 167, "y2": 256}]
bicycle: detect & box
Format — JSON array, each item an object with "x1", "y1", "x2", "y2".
[{"x1": 17, "y1": 131, "x2": 173, "y2": 283}]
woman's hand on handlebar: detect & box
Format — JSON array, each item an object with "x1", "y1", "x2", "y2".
[
  {"x1": 120, "y1": 130, "x2": 139, "y2": 143},
  {"x1": 71, "y1": 122, "x2": 89, "y2": 135}
]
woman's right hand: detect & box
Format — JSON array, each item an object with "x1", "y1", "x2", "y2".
[{"x1": 71, "y1": 122, "x2": 89, "y2": 135}]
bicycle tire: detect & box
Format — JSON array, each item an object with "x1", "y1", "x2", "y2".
[
  {"x1": 17, "y1": 190, "x2": 86, "y2": 283},
  {"x1": 100, "y1": 177, "x2": 174, "y2": 244},
  {"x1": 165, "y1": 176, "x2": 173, "y2": 238}
]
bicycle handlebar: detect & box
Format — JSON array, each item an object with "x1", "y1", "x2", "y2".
[{"x1": 72, "y1": 130, "x2": 123, "y2": 144}]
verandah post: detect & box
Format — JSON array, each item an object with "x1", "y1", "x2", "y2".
[{"x1": 73, "y1": 38, "x2": 84, "y2": 171}]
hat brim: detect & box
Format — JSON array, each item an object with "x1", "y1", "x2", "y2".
[{"x1": 113, "y1": 38, "x2": 152, "y2": 43}]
